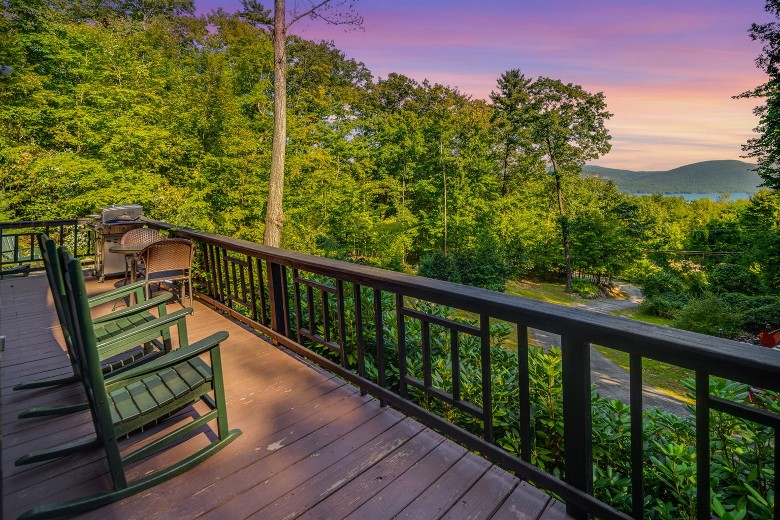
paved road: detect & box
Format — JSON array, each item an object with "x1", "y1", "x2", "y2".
[{"x1": 530, "y1": 283, "x2": 690, "y2": 417}]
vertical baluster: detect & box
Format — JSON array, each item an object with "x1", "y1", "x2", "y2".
[
  {"x1": 214, "y1": 246, "x2": 225, "y2": 304},
  {"x1": 452, "y1": 330, "x2": 461, "y2": 403},
  {"x1": 256, "y1": 258, "x2": 268, "y2": 326},
  {"x1": 517, "y1": 323, "x2": 531, "y2": 463},
  {"x1": 205, "y1": 244, "x2": 217, "y2": 300},
  {"x1": 422, "y1": 321, "x2": 432, "y2": 389},
  {"x1": 336, "y1": 280, "x2": 347, "y2": 368},
  {"x1": 246, "y1": 255, "x2": 263, "y2": 323},
  {"x1": 374, "y1": 288, "x2": 386, "y2": 406},
  {"x1": 696, "y1": 371, "x2": 710, "y2": 520},
  {"x1": 561, "y1": 334, "x2": 593, "y2": 520},
  {"x1": 279, "y1": 266, "x2": 291, "y2": 337},
  {"x1": 322, "y1": 288, "x2": 331, "y2": 346},
  {"x1": 230, "y1": 258, "x2": 238, "y2": 304},
  {"x1": 248, "y1": 255, "x2": 258, "y2": 323},
  {"x1": 239, "y1": 258, "x2": 248, "y2": 308},
  {"x1": 267, "y1": 261, "x2": 286, "y2": 341},
  {"x1": 630, "y1": 353, "x2": 644, "y2": 519},
  {"x1": 293, "y1": 269, "x2": 303, "y2": 343},
  {"x1": 354, "y1": 284, "x2": 367, "y2": 395},
  {"x1": 480, "y1": 314, "x2": 493, "y2": 443},
  {"x1": 395, "y1": 293, "x2": 407, "y2": 398},
  {"x1": 307, "y1": 284, "x2": 315, "y2": 337},
  {"x1": 774, "y1": 428, "x2": 779, "y2": 520},
  {"x1": 192, "y1": 241, "x2": 209, "y2": 294},
  {"x1": 72, "y1": 223, "x2": 78, "y2": 260},
  {"x1": 221, "y1": 249, "x2": 232, "y2": 308}
]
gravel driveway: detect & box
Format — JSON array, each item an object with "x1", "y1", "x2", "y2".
[{"x1": 530, "y1": 283, "x2": 691, "y2": 417}]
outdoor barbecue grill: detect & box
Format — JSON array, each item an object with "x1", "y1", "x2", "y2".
[{"x1": 90, "y1": 204, "x2": 145, "y2": 281}]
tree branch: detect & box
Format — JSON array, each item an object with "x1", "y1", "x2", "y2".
[
  {"x1": 286, "y1": 0, "x2": 363, "y2": 30},
  {"x1": 286, "y1": 0, "x2": 332, "y2": 29}
]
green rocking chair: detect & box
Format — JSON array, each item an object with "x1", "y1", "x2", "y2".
[
  {"x1": 14, "y1": 234, "x2": 188, "y2": 419},
  {"x1": 18, "y1": 252, "x2": 241, "y2": 519}
]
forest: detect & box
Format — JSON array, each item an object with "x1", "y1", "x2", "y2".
[{"x1": 3, "y1": 1, "x2": 780, "y2": 339}]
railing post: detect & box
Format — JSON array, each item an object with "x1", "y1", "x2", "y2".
[
  {"x1": 267, "y1": 261, "x2": 287, "y2": 341},
  {"x1": 517, "y1": 323, "x2": 532, "y2": 463},
  {"x1": 561, "y1": 334, "x2": 593, "y2": 520},
  {"x1": 480, "y1": 314, "x2": 493, "y2": 443},
  {"x1": 630, "y1": 353, "x2": 645, "y2": 519},
  {"x1": 695, "y1": 371, "x2": 710, "y2": 520}
]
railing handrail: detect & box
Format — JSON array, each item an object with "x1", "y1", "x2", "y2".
[
  {"x1": 0, "y1": 218, "x2": 93, "y2": 230},
  {"x1": 146, "y1": 217, "x2": 780, "y2": 392}
]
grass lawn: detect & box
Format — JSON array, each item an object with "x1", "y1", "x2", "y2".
[
  {"x1": 505, "y1": 280, "x2": 582, "y2": 306},
  {"x1": 612, "y1": 307, "x2": 673, "y2": 327},
  {"x1": 593, "y1": 345, "x2": 694, "y2": 404},
  {"x1": 497, "y1": 280, "x2": 580, "y2": 352}
]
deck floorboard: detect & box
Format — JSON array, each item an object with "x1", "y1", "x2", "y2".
[{"x1": 1, "y1": 273, "x2": 571, "y2": 519}]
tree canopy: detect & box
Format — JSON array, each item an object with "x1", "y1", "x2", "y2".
[{"x1": 1, "y1": 1, "x2": 778, "y2": 299}]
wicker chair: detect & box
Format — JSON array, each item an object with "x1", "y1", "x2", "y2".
[
  {"x1": 119, "y1": 227, "x2": 162, "y2": 283},
  {"x1": 139, "y1": 238, "x2": 195, "y2": 308}
]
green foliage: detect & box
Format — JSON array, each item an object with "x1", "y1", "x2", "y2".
[
  {"x1": 671, "y1": 293, "x2": 742, "y2": 336},
  {"x1": 639, "y1": 270, "x2": 687, "y2": 298},
  {"x1": 571, "y1": 278, "x2": 600, "y2": 298},
  {"x1": 418, "y1": 252, "x2": 461, "y2": 283},
  {"x1": 640, "y1": 294, "x2": 687, "y2": 319},
  {"x1": 709, "y1": 263, "x2": 764, "y2": 295},
  {"x1": 740, "y1": 302, "x2": 780, "y2": 332},
  {"x1": 417, "y1": 238, "x2": 510, "y2": 292},
  {"x1": 737, "y1": 0, "x2": 780, "y2": 188}
]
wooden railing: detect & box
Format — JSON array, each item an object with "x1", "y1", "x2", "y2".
[
  {"x1": 0, "y1": 220, "x2": 94, "y2": 275},
  {"x1": 4, "y1": 218, "x2": 777, "y2": 519},
  {"x1": 138, "y1": 219, "x2": 780, "y2": 520}
]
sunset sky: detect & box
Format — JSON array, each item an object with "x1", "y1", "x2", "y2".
[{"x1": 196, "y1": 0, "x2": 774, "y2": 171}]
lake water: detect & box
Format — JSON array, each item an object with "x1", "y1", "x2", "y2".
[{"x1": 634, "y1": 192, "x2": 753, "y2": 202}]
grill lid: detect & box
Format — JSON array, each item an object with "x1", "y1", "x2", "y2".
[{"x1": 100, "y1": 204, "x2": 143, "y2": 223}]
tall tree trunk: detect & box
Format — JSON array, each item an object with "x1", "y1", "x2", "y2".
[
  {"x1": 502, "y1": 141, "x2": 511, "y2": 196},
  {"x1": 264, "y1": 0, "x2": 287, "y2": 247},
  {"x1": 550, "y1": 152, "x2": 573, "y2": 293},
  {"x1": 441, "y1": 137, "x2": 448, "y2": 254}
]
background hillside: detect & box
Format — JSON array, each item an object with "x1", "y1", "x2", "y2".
[{"x1": 582, "y1": 160, "x2": 762, "y2": 194}]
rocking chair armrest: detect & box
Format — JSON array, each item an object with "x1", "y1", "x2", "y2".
[
  {"x1": 92, "y1": 294, "x2": 173, "y2": 324},
  {"x1": 96, "y1": 307, "x2": 193, "y2": 355},
  {"x1": 105, "y1": 331, "x2": 229, "y2": 390},
  {"x1": 88, "y1": 281, "x2": 148, "y2": 307}
]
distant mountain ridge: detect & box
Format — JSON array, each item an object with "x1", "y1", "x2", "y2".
[{"x1": 581, "y1": 160, "x2": 762, "y2": 194}]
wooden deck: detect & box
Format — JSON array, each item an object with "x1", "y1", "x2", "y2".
[{"x1": 1, "y1": 273, "x2": 571, "y2": 519}]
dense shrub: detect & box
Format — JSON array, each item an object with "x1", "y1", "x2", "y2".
[
  {"x1": 741, "y1": 302, "x2": 780, "y2": 332},
  {"x1": 709, "y1": 263, "x2": 764, "y2": 295},
  {"x1": 639, "y1": 270, "x2": 686, "y2": 298},
  {"x1": 418, "y1": 252, "x2": 461, "y2": 284},
  {"x1": 671, "y1": 293, "x2": 742, "y2": 337},
  {"x1": 640, "y1": 293, "x2": 687, "y2": 318},
  {"x1": 417, "y1": 240, "x2": 510, "y2": 292},
  {"x1": 571, "y1": 278, "x2": 600, "y2": 299},
  {"x1": 720, "y1": 293, "x2": 778, "y2": 314}
]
